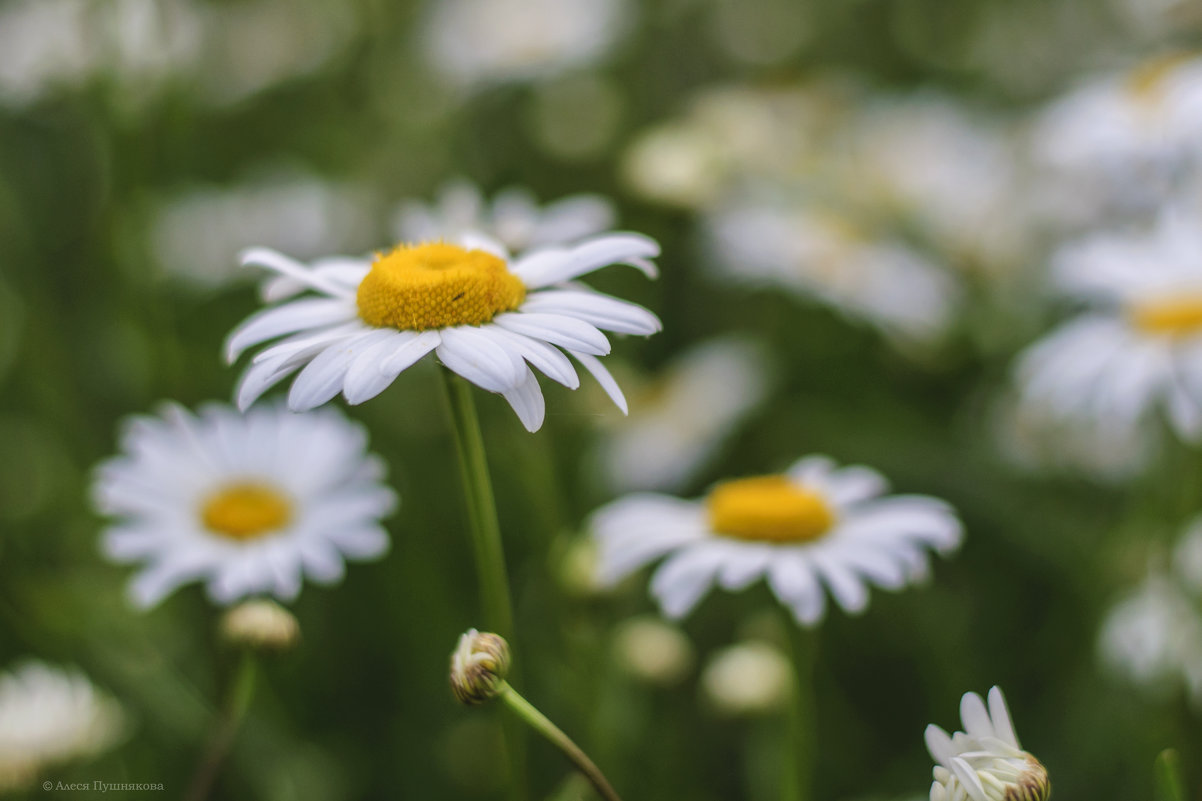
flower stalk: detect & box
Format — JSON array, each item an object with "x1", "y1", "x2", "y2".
[
  {"x1": 184, "y1": 653, "x2": 257, "y2": 801},
  {"x1": 782, "y1": 621, "x2": 818, "y2": 801}
]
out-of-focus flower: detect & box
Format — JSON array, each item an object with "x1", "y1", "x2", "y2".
[
  {"x1": 621, "y1": 83, "x2": 842, "y2": 209},
  {"x1": 0, "y1": 0, "x2": 202, "y2": 108},
  {"x1": 706, "y1": 199, "x2": 960, "y2": 343},
  {"x1": 149, "y1": 172, "x2": 377, "y2": 289},
  {"x1": 593, "y1": 338, "x2": 770, "y2": 492},
  {"x1": 0, "y1": 662, "x2": 124, "y2": 790},
  {"x1": 612, "y1": 617, "x2": 694, "y2": 686},
  {"x1": 1030, "y1": 53, "x2": 1202, "y2": 224},
  {"x1": 1015, "y1": 208, "x2": 1202, "y2": 443},
  {"x1": 225, "y1": 230, "x2": 661, "y2": 432},
  {"x1": 590, "y1": 456, "x2": 961, "y2": 625},
  {"x1": 840, "y1": 95, "x2": 1033, "y2": 277},
  {"x1": 419, "y1": 0, "x2": 630, "y2": 91},
  {"x1": 393, "y1": 180, "x2": 615, "y2": 254},
  {"x1": 93, "y1": 402, "x2": 396, "y2": 608},
  {"x1": 1100, "y1": 519, "x2": 1202, "y2": 707},
  {"x1": 192, "y1": 0, "x2": 357, "y2": 107},
  {"x1": 925, "y1": 687, "x2": 1050, "y2": 801},
  {"x1": 1099, "y1": 573, "x2": 1202, "y2": 706},
  {"x1": 700, "y1": 641, "x2": 792, "y2": 716}
]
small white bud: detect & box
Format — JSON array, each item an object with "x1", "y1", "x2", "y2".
[
  {"x1": 450, "y1": 629, "x2": 511, "y2": 706},
  {"x1": 220, "y1": 600, "x2": 300, "y2": 652}
]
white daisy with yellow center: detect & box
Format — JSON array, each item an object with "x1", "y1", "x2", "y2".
[
  {"x1": 1016, "y1": 208, "x2": 1202, "y2": 442},
  {"x1": 925, "y1": 687, "x2": 1050, "y2": 801},
  {"x1": 93, "y1": 402, "x2": 396, "y2": 607},
  {"x1": 589, "y1": 456, "x2": 961, "y2": 624},
  {"x1": 225, "y1": 231, "x2": 661, "y2": 432}
]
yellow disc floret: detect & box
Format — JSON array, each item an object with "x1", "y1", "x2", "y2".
[
  {"x1": 356, "y1": 242, "x2": 526, "y2": 331},
  {"x1": 201, "y1": 482, "x2": 293, "y2": 541},
  {"x1": 706, "y1": 475, "x2": 836, "y2": 543},
  {"x1": 1129, "y1": 295, "x2": 1202, "y2": 338}
]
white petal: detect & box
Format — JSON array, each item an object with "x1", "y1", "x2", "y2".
[
  {"x1": 510, "y1": 233, "x2": 660, "y2": 288},
  {"x1": 379, "y1": 329, "x2": 443, "y2": 374},
  {"x1": 569, "y1": 350, "x2": 628, "y2": 414},
  {"x1": 768, "y1": 555, "x2": 826, "y2": 625},
  {"x1": 520, "y1": 290, "x2": 662, "y2": 335},
  {"x1": 225, "y1": 298, "x2": 357, "y2": 363},
  {"x1": 650, "y1": 544, "x2": 727, "y2": 618},
  {"x1": 959, "y1": 691, "x2": 993, "y2": 738},
  {"x1": 924, "y1": 724, "x2": 955, "y2": 766},
  {"x1": 493, "y1": 311, "x2": 611, "y2": 355},
  {"x1": 239, "y1": 247, "x2": 356, "y2": 298},
  {"x1": 716, "y1": 544, "x2": 772, "y2": 590},
  {"x1": 486, "y1": 326, "x2": 580, "y2": 388},
  {"x1": 287, "y1": 338, "x2": 366, "y2": 411},
  {"x1": 811, "y1": 552, "x2": 870, "y2": 613},
  {"x1": 948, "y1": 757, "x2": 989, "y2": 801},
  {"x1": 987, "y1": 686, "x2": 1019, "y2": 748},
  {"x1": 437, "y1": 326, "x2": 525, "y2": 392},
  {"x1": 342, "y1": 331, "x2": 417, "y2": 405},
  {"x1": 501, "y1": 367, "x2": 547, "y2": 432}
]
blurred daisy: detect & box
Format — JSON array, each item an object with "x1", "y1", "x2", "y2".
[
  {"x1": 593, "y1": 337, "x2": 770, "y2": 492},
  {"x1": 589, "y1": 455, "x2": 962, "y2": 625},
  {"x1": 225, "y1": 231, "x2": 661, "y2": 432},
  {"x1": 0, "y1": 661, "x2": 124, "y2": 790},
  {"x1": 1015, "y1": 208, "x2": 1202, "y2": 442},
  {"x1": 420, "y1": 0, "x2": 629, "y2": 91},
  {"x1": 925, "y1": 686, "x2": 1050, "y2": 801},
  {"x1": 93, "y1": 402, "x2": 396, "y2": 608},
  {"x1": 393, "y1": 180, "x2": 614, "y2": 254},
  {"x1": 150, "y1": 171, "x2": 375, "y2": 289},
  {"x1": 706, "y1": 199, "x2": 960, "y2": 342},
  {"x1": 700, "y1": 640, "x2": 792, "y2": 716},
  {"x1": 1031, "y1": 53, "x2": 1202, "y2": 223}
]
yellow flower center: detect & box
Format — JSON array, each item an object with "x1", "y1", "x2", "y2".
[
  {"x1": 706, "y1": 475, "x2": 837, "y2": 543},
  {"x1": 201, "y1": 482, "x2": 293, "y2": 541},
  {"x1": 1128, "y1": 295, "x2": 1202, "y2": 338},
  {"x1": 356, "y1": 242, "x2": 527, "y2": 331}
]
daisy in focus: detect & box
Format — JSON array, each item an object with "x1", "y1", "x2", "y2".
[
  {"x1": 393, "y1": 179, "x2": 615, "y2": 255},
  {"x1": 589, "y1": 455, "x2": 962, "y2": 625},
  {"x1": 924, "y1": 686, "x2": 1050, "y2": 801},
  {"x1": 1015, "y1": 208, "x2": 1202, "y2": 442},
  {"x1": 0, "y1": 661, "x2": 124, "y2": 790},
  {"x1": 93, "y1": 402, "x2": 396, "y2": 608},
  {"x1": 225, "y1": 230, "x2": 661, "y2": 432}
]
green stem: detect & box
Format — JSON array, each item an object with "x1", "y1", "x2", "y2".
[
  {"x1": 499, "y1": 682, "x2": 624, "y2": 801},
  {"x1": 184, "y1": 653, "x2": 257, "y2": 801},
  {"x1": 439, "y1": 369, "x2": 526, "y2": 800},
  {"x1": 781, "y1": 623, "x2": 817, "y2": 801},
  {"x1": 439, "y1": 368, "x2": 516, "y2": 641}
]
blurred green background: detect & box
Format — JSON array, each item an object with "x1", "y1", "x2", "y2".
[{"x1": 0, "y1": 0, "x2": 1199, "y2": 798}]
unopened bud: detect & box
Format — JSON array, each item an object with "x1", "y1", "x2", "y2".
[
  {"x1": 450, "y1": 629, "x2": 511, "y2": 706},
  {"x1": 220, "y1": 600, "x2": 300, "y2": 652},
  {"x1": 700, "y1": 641, "x2": 792, "y2": 716}
]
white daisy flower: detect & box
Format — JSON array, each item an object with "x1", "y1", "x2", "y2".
[
  {"x1": 93, "y1": 401, "x2": 396, "y2": 608},
  {"x1": 705, "y1": 199, "x2": 960, "y2": 343},
  {"x1": 1015, "y1": 207, "x2": 1202, "y2": 442},
  {"x1": 419, "y1": 0, "x2": 630, "y2": 91},
  {"x1": 924, "y1": 686, "x2": 1050, "y2": 801},
  {"x1": 1030, "y1": 54, "x2": 1202, "y2": 223},
  {"x1": 593, "y1": 337, "x2": 770, "y2": 492},
  {"x1": 393, "y1": 180, "x2": 615, "y2": 255},
  {"x1": 225, "y1": 231, "x2": 661, "y2": 433},
  {"x1": 589, "y1": 455, "x2": 962, "y2": 625},
  {"x1": 0, "y1": 661, "x2": 124, "y2": 790}
]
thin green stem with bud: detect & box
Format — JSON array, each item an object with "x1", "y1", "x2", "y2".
[
  {"x1": 498, "y1": 681, "x2": 624, "y2": 801},
  {"x1": 184, "y1": 653, "x2": 257, "y2": 801}
]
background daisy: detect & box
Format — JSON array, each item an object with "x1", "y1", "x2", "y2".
[
  {"x1": 590, "y1": 455, "x2": 962, "y2": 625},
  {"x1": 93, "y1": 401, "x2": 396, "y2": 607}
]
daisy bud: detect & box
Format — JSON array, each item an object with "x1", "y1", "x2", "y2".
[
  {"x1": 700, "y1": 641, "x2": 792, "y2": 716},
  {"x1": 925, "y1": 687, "x2": 1050, "y2": 801},
  {"x1": 451, "y1": 629, "x2": 511, "y2": 706},
  {"x1": 612, "y1": 617, "x2": 694, "y2": 686},
  {"x1": 220, "y1": 600, "x2": 300, "y2": 653}
]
